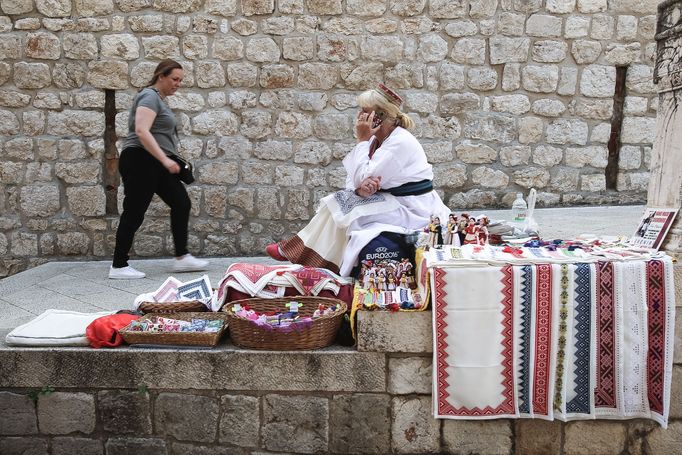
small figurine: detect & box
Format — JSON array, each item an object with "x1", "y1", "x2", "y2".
[
  {"x1": 444, "y1": 213, "x2": 457, "y2": 245},
  {"x1": 476, "y1": 215, "x2": 489, "y2": 245},
  {"x1": 428, "y1": 216, "x2": 443, "y2": 248},
  {"x1": 463, "y1": 217, "x2": 478, "y2": 245},
  {"x1": 457, "y1": 213, "x2": 469, "y2": 245}
]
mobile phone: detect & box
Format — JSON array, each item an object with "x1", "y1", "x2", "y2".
[{"x1": 372, "y1": 110, "x2": 386, "y2": 128}]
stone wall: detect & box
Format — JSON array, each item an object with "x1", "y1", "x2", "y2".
[
  {"x1": 0, "y1": 0, "x2": 660, "y2": 276},
  {"x1": 1, "y1": 304, "x2": 681, "y2": 454}
]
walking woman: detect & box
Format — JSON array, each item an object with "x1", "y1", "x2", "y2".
[{"x1": 109, "y1": 59, "x2": 208, "y2": 279}]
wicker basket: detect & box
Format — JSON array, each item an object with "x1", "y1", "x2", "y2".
[
  {"x1": 137, "y1": 300, "x2": 207, "y2": 314},
  {"x1": 119, "y1": 312, "x2": 227, "y2": 347},
  {"x1": 222, "y1": 296, "x2": 347, "y2": 350}
]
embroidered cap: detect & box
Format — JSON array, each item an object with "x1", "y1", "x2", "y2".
[{"x1": 375, "y1": 83, "x2": 403, "y2": 108}]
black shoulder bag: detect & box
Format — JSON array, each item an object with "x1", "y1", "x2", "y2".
[{"x1": 169, "y1": 154, "x2": 194, "y2": 184}]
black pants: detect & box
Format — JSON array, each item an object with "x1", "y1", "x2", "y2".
[{"x1": 112, "y1": 147, "x2": 191, "y2": 268}]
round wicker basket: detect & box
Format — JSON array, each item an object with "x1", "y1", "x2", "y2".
[
  {"x1": 222, "y1": 296, "x2": 347, "y2": 350},
  {"x1": 137, "y1": 300, "x2": 207, "y2": 314}
]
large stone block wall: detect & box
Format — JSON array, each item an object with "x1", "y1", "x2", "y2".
[
  {"x1": 0, "y1": 0, "x2": 660, "y2": 276},
  {"x1": 0, "y1": 305, "x2": 680, "y2": 454}
]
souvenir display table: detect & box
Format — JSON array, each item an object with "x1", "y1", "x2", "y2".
[{"x1": 427, "y1": 242, "x2": 676, "y2": 427}]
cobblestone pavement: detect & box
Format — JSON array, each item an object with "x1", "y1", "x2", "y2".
[{"x1": 0, "y1": 205, "x2": 645, "y2": 331}]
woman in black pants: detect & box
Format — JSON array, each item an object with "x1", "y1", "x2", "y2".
[{"x1": 110, "y1": 59, "x2": 208, "y2": 279}]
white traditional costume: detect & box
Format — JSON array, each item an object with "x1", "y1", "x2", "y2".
[{"x1": 279, "y1": 126, "x2": 450, "y2": 276}]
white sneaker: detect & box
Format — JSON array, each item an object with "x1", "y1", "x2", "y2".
[
  {"x1": 172, "y1": 254, "x2": 209, "y2": 272},
  {"x1": 109, "y1": 265, "x2": 146, "y2": 279}
]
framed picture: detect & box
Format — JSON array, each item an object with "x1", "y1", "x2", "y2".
[{"x1": 629, "y1": 208, "x2": 679, "y2": 250}]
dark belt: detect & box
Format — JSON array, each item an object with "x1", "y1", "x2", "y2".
[{"x1": 384, "y1": 179, "x2": 433, "y2": 197}]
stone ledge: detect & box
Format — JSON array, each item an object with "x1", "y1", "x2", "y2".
[
  {"x1": 0, "y1": 346, "x2": 386, "y2": 392},
  {"x1": 357, "y1": 311, "x2": 433, "y2": 353}
]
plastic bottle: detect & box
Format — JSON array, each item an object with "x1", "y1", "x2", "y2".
[{"x1": 511, "y1": 192, "x2": 527, "y2": 224}]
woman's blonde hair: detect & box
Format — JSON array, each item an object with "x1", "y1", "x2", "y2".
[{"x1": 357, "y1": 88, "x2": 414, "y2": 130}]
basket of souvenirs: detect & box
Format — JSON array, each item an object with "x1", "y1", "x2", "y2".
[
  {"x1": 134, "y1": 275, "x2": 213, "y2": 314},
  {"x1": 137, "y1": 300, "x2": 207, "y2": 314},
  {"x1": 221, "y1": 296, "x2": 347, "y2": 350},
  {"x1": 119, "y1": 312, "x2": 228, "y2": 347}
]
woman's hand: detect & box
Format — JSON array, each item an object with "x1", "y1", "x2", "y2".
[
  {"x1": 355, "y1": 176, "x2": 381, "y2": 198},
  {"x1": 163, "y1": 158, "x2": 180, "y2": 174},
  {"x1": 356, "y1": 110, "x2": 380, "y2": 143}
]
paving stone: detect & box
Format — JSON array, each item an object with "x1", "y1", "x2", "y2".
[
  {"x1": 154, "y1": 393, "x2": 219, "y2": 443},
  {"x1": 104, "y1": 437, "x2": 167, "y2": 455},
  {"x1": 391, "y1": 396, "x2": 439, "y2": 454},
  {"x1": 564, "y1": 421, "x2": 627, "y2": 455},
  {"x1": 262, "y1": 394, "x2": 328, "y2": 453},
  {"x1": 98, "y1": 390, "x2": 152, "y2": 435},
  {"x1": 388, "y1": 356, "x2": 432, "y2": 394},
  {"x1": 357, "y1": 311, "x2": 432, "y2": 353},
  {"x1": 442, "y1": 419, "x2": 513, "y2": 454},
  {"x1": 0, "y1": 437, "x2": 48, "y2": 455},
  {"x1": 0, "y1": 392, "x2": 37, "y2": 435},
  {"x1": 515, "y1": 419, "x2": 562, "y2": 454},
  {"x1": 37, "y1": 392, "x2": 95, "y2": 435},
  {"x1": 52, "y1": 437, "x2": 103, "y2": 455},
  {"x1": 218, "y1": 394, "x2": 259, "y2": 447},
  {"x1": 330, "y1": 393, "x2": 390, "y2": 454}
]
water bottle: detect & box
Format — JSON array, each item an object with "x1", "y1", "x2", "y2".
[{"x1": 511, "y1": 192, "x2": 527, "y2": 224}]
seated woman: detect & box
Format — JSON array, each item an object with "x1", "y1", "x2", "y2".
[{"x1": 266, "y1": 83, "x2": 450, "y2": 277}]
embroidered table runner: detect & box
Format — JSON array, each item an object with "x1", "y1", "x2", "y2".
[{"x1": 432, "y1": 257, "x2": 675, "y2": 427}]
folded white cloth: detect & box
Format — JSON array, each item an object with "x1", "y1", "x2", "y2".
[{"x1": 5, "y1": 309, "x2": 114, "y2": 346}]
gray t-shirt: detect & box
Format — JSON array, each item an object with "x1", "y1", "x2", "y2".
[{"x1": 123, "y1": 87, "x2": 178, "y2": 156}]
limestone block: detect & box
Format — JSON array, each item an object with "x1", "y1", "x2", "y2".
[
  {"x1": 37, "y1": 392, "x2": 95, "y2": 435},
  {"x1": 438, "y1": 62, "x2": 465, "y2": 91},
  {"x1": 152, "y1": 0, "x2": 201, "y2": 13},
  {"x1": 565, "y1": 145, "x2": 608, "y2": 167},
  {"x1": 313, "y1": 113, "x2": 351, "y2": 140},
  {"x1": 227, "y1": 62, "x2": 257, "y2": 87},
  {"x1": 307, "y1": 0, "x2": 342, "y2": 15},
  {"x1": 10, "y1": 232, "x2": 38, "y2": 256},
  {"x1": 390, "y1": 0, "x2": 426, "y2": 16},
  {"x1": 19, "y1": 184, "x2": 60, "y2": 217},
  {"x1": 22, "y1": 111, "x2": 46, "y2": 136},
  {"x1": 1, "y1": 0, "x2": 32, "y2": 14},
  {"x1": 211, "y1": 35, "x2": 242, "y2": 61},
  {"x1": 4, "y1": 137, "x2": 32, "y2": 160},
  {"x1": 74, "y1": 0, "x2": 114, "y2": 16},
  {"x1": 51, "y1": 437, "x2": 102, "y2": 455},
  {"x1": 580, "y1": 174, "x2": 606, "y2": 191},
  {"x1": 626, "y1": 65, "x2": 655, "y2": 94},
  {"x1": 565, "y1": 421, "x2": 626, "y2": 454},
  {"x1": 60, "y1": 33, "x2": 97, "y2": 60},
  {"x1": 253, "y1": 140, "x2": 293, "y2": 162},
  {"x1": 490, "y1": 36, "x2": 530, "y2": 64},
  {"x1": 617, "y1": 145, "x2": 641, "y2": 170},
  {"x1": 239, "y1": 110, "x2": 272, "y2": 139},
  {"x1": 215, "y1": 395, "x2": 260, "y2": 447},
  {"x1": 226, "y1": 91, "x2": 256, "y2": 110},
  {"x1": 388, "y1": 357, "x2": 431, "y2": 394},
  {"x1": 340, "y1": 62, "x2": 384, "y2": 90},
  {"x1": 616, "y1": 171, "x2": 649, "y2": 191},
  {"x1": 572, "y1": 99, "x2": 613, "y2": 120},
  {"x1": 294, "y1": 141, "x2": 333, "y2": 165},
  {"x1": 0, "y1": 16, "x2": 9, "y2": 32},
  {"x1": 532, "y1": 99, "x2": 566, "y2": 117},
  {"x1": 456, "y1": 141, "x2": 496, "y2": 164},
  {"x1": 580, "y1": 65, "x2": 616, "y2": 98},
  {"x1": 259, "y1": 64, "x2": 294, "y2": 89},
  {"x1": 167, "y1": 92, "x2": 205, "y2": 112},
  {"x1": 14, "y1": 62, "x2": 51, "y2": 89},
  {"x1": 499, "y1": 145, "x2": 530, "y2": 166},
  {"x1": 518, "y1": 116, "x2": 543, "y2": 144},
  {"x1": 15, "y1": 17, "x2": 41, "y2": 30},
  {"x1": 0, "y1": 234, "x2": 7, "y2": 255},
  {"x1": 285, "y1": 190, "x2": 311, "y2": 219},
  {"x1": 57, "y1": 232, "x2": 89, "y2": 255},
  {"x1": 472, "y1": 166, "x2": 510, "y2": 188},
  {"x1": 463, "y1": 112, "x2": 517, "y2": 143},
  {"x1": 467, "y1": 67, "x2": 497, "y2": 90},
  {"x1": 0, "y1": 35, "x2": 20, "y2": 60},
  {"x1": 623, "y1": 96, "x2": 648, "y2": 115},
  {"x1": 566, "y1": 15, "x2": 589, "y2": 38},
  {"x1": 546, "y1": 119, "x2": 588, "y2": 145},
  {"x1": 283, "y1": 36, "x2": 314, "y2": 61},
  {"x1": 98, "y1": 390, "x2": 152, "y2": 435},
  {"x1": 0, "y1": 162, "x2": 24, "y2": 184},
  {"x1": 440, "y1": 92, "x2": 479, "y2": 115},
  {"x1": 141, "y1": 35, "x2": 179, "y2": 59},
  {"x1": 0, "y1": 62, "x2": 9, "y2": 85},
  {"x1": 205, "y1": 0, "x2": 238, "y2": 16},
  {"x1": 646, "y1": 421, "x2": 682, "y2": 455},
  {"x1": 514, "y1": 419, "x2": 562, "y2": 454},
  {"x1": 443, "y1": 420, "x2": 513, "y2": 454},
  {"x1": 245, "y1": 37, "x2": 280, "y2": 63},
  {"x1": 391, "y1": 396, "x2": 439, "y2": 454},
  {"x1": 513, "y1": 167, "x2": 550, "y2": 188},
  {"x1": 547, "y1": 0, "x2": 574, "y2": 13},
  {"x1": 104, "y1": 438, "x2": 166, "y2": 455},
  {"x1": 298, "y1": 62, "x2": 340, "y2": 90},
  {"x1": 87, "y1": 60, "x2": 128, "y2": 89},
  {"x1": 415, "y1": 33, "x2": 446, "y2": 63},
  {"x1": 521, "y1": 65, "x2": 559, "y2": 93},
  {"x1": 128, "y1": 14, "x2": 163, "y2": 32},
  {"x1": 360, "y1": 36, "x2": 403, "y2": 64},
  {"x1": 330, "y1": 394, "x2": 391, "y2": 453},
  {"x1": 558, "y1": 67, "x2": 578, "y2": 95},
  {"x1": 491, "y1": 94, "x2": 531, "y2": 115},
  {"x1": 444, "y1": 20, "x2": 476, "y2": 38},
  {"x1": 532, "y1": 144, "x2": 563, "y2": 167},
  {"x1": 74, "y1": 90, "x2": 104, "y2": 109},
  {"x1": 423, "y1": 141, "x2": 454, "y2": 163},
  {"x1": 155, "y1": 393, "x2": 219, "y2": 443},
  {"x1": 66, "y1": 186, "x2": 106, "y2": 216},
  {"x1": 260, "y1": 16, "x2": 293, "y2": 35},
  {"x1": 273, "y1": 165, "x2": 304, "y2": 186},
  {"x1": 590, "y1": 14, "x2": 614, "y2": 39},
  {"x1": 571, "y1": 40, "x2": 602, "y2": 64},
  {"x1": 532, "y1": 40, "x2": 568, "y2": 63},
  {"x1": 195, "y1": 60, "x2": 226, "y2": 88},
  {"x1": 433, "y1": 164, "x2": 467, "y2": 188},
  {"x1": 526, "y1": 14, "x2": 562, "y2": 37},
  {"x1": 451, "y1": 37, "x2": 485, "y2": 65},
  {"x1": 430, "y1": 0, "x2": 466, "y2": 18},
  {"x1": 262, "y1": 394, "x2": 328, "y2": 453},
  {"x1": 620, "y1": 116, "x2": 655, "y2": 144},
  {"x1": 54, "y1": 161, "x2": 101, "y2": 184},
  {"x1": 502, "y1": 63, "x2": 521, "y2": 91},
  {"x1": 604, "y1": 42, "x2": 640, "y2": 65},
  {"x1": 0, "y1": 90, "x2": 32, "y2": 108},
  {"x1": 33, "y1": 92, "x2": 62, "y2": 110},
  {"x1": 577, "y1": 0, "x2": 606, "y2": 12},
  {"x1": 639, "y1": 14, "x2": 655, "y2": 39},
  {"x1": 298, "y1": 92, "x2": 328, "y2": 112},
  {"x1": 357, "y1": 311, "x2": 432, "y2": 353},
  {"x1": 0, "y1": 392, "x2": 37, "y2": 435},
  {"x1": 192, "y1": 110, "x2": 239, "y2": 136},
  {"x1": 53, "y1": 62, "x2": 86, "y2": 89},
  {"x1": 551, "y1": 167, "x2": 580, "y2": 190},
  {"x1": 0, "y1": 438, "x2": 48, "y2": 455}
]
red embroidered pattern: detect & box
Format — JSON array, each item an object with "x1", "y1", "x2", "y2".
[
  {"x1": 289, "y1": 268, "x2": 330, "y2": 295},
  {"x1": 435, "y1": 266, "x2": 515, "y2": 416},
  {"x1": 533, "y1": 264, "x2": 553, "y2": 416},
  {"x1": 595, "y1": 261, "x2": 616, "y2": 408},
  {"x1": 646, "y1": 260, "x2": 666, "y2": 414},
  {"x1": 279, "y1": 236, "x2": 340, "y2": 274}
]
